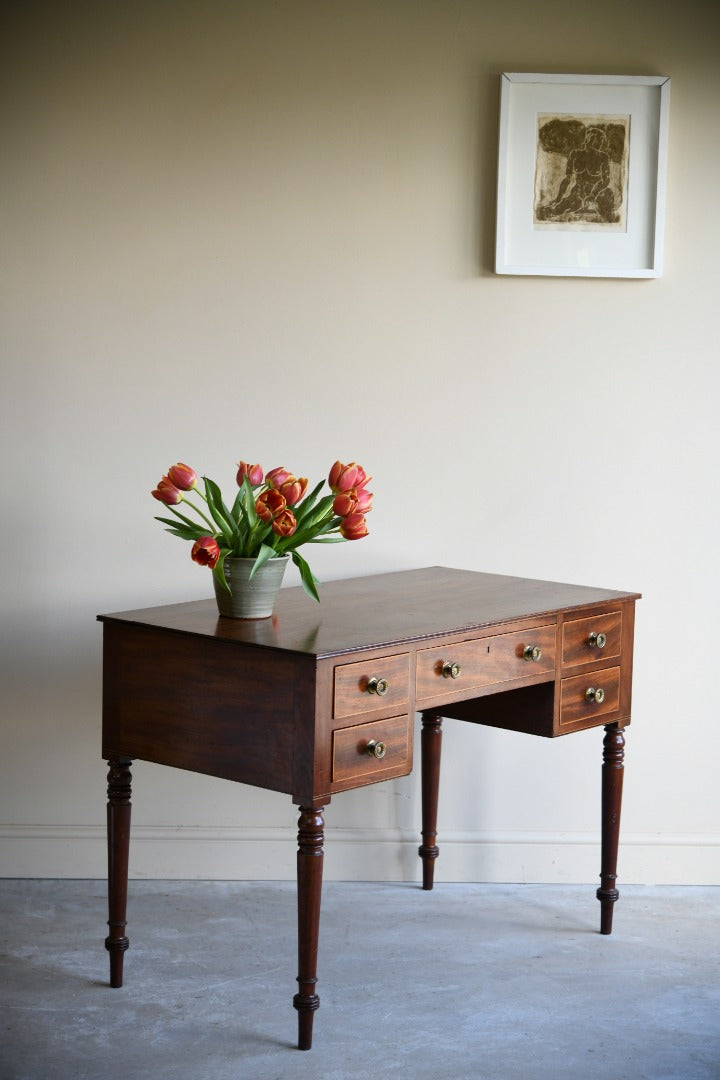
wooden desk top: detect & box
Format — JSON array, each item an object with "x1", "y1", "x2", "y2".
[{"x1": 99, "y1": 566, "x2": 640, "y2": 658}]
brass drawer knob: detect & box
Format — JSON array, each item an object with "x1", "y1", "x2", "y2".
[
  {"x1": 523, "y1": 645, "x2": 542, "y2": 662},
  {"x1": 366, "y1": 676, "x2": 389, "y2": 696},
  {"x1": 365, "y1": 739, "x2": 387, "y2": 760},
  {"x1": 588, "y1": 632, "x2": 607, "y2": 649},
  {"x1": 585, "y1": 686, "x2": 605, "y2": 704},
  {"x1": 441, "y1": 661, "x2": 462, "y2": 679}
]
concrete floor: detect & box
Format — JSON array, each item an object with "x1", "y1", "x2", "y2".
[{"x1": 1, "y1": 880, "x2": 718, "y2": 1080}]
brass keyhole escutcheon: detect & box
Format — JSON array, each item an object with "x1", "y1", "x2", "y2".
[
  {"x1": 366, "y1": 676, "x2": 389, "y2": 696},
  {"x1": 589, "y1": 632, "x2": 607, "y2": 649},
  {"x1": 585, "y1": 686, "x2": 605, "y2": 704},
  {"x1": 365, "y1": 740, "x2": 387, "y2": 760},
  {"x1": 441, "y1": 661, "x2": 461, "y2": 679},
  {"x1": 523, "y1": 645, "x2": 542, "y2": 662}
]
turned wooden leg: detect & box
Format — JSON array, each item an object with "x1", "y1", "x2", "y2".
[
  {"x1": 597, "y1": 724, "x2": 626, "y2": 935},
  {"x1": 293, "y1": 804, "x2": 325, "y2": 1050},
  {"x1": 105, "y1": 758, "x2": 132, "y2": 987},
  {"x1": 418, "y1": 713, "x2": 443, "y2": 891}
]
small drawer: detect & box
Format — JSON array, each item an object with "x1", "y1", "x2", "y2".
[
  {"x1": 559, "y1": 666, "x2": 621, "y2": 729},
  {"x1": 562, "y1": 611, "x2": 622, "y2": 669},
  {"x1": 333, "y1": 652, "x2": 410, "y2": 719},
  {"x1": 416, "y1": 624, "x2": 556, "y2": 702},
  {"x1": 332, "y1": 715, "x2": 412, "y2": 786}
]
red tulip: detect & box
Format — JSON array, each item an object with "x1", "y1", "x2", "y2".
[
  {"x1": 353, "y1": 487, "x2": 373, "y2": 513},
  {"x1": 237, "y1": 461, "x2": 264, "y2": 487},
  {"x1": 167, "y1": 462, "x2": 197, "y2": 491},
  {"x1": 256, "y1": 488, "x2": 286, "y2": 522},
  {"x1": 277, "y1": 476, "x2": 308, "y2": 506},
  {"x1": 340, "y1": 512, "x2": 368, "y2": 540},
  {"x1": 265, "y1": 466, "x2": 292, "y2": 488},
  {"x1": 152, "y1": 476, "x2": 183, "y2": 505},
  {"x1": 191, "y1": 536, "x2": 220, "y2": 568},
  {"x1": 328, "y1": 460, "x2": 360, "y2": 493},
  {"x1": 333, "y1": 492, "x2": 358, "y2": 517},
  {"x1": 272, "y1": 509, "x2": 297, "y2": 537},
  {"x1": 352, "y1": 465, "x2": 370, "y2": 490}
]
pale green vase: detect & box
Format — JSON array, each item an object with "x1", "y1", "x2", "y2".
[{"x1": 213, "y1": 555, "x2": 289, "y2": 619}]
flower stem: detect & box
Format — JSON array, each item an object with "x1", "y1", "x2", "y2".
[{"x1": 183, "y1": 496, "x2": 217, "y2": 534}]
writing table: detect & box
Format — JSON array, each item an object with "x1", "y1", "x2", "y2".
[{"x1": 99, "y1": 566, "x2": 639, "y2": 1050}]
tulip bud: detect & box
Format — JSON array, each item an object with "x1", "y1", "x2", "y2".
[
  {"x1": 266, "y1": 466, "x2": 292, "y2": 488},
  {"x1": 191, "y1": 536, "x2": 221, "y2": 568},
  {"x1": 256, "y1": 488, "x2": 286, "y2": 522},
  {"x1": 272, "y1": 509, "x2": 297, "y2": 538},
  {"x1": 167, "y1": 462, "x2": 197, "y2": 491},
  {"x1": 237, "y1": 461, "x2": 264, "y2": 487},
  {"x1": 333, "y1": 492, "x2": 358, "y2": 517},
  {"x1": 152, "y1": 476, "x2": 183, "y2": 505},
  {"x1": 340, "y1": 512, "x2": 369, "y2": 540},
  {"x1": 329, "y1": 460, "x2": 360, "y2": 493}
]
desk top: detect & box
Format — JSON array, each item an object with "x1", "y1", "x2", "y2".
[{"x1": 98, "y1": 566, "x2": 640, "y2": 659}]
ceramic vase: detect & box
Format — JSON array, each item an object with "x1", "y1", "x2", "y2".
[{"x1": 213, "y1": 555, "x2": 289, "y2": 619}]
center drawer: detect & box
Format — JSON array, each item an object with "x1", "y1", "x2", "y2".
[{"x1": 416, "y1": 624, "x2": 556, "y2": 704}]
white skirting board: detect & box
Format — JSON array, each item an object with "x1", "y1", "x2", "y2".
[{"x1": 0, "y1": 825, "x2": 718, "y2": 884}]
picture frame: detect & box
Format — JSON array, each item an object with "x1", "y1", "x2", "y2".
[{"x1": 495, "y1": 73, "x2": 670, "y2": 278}]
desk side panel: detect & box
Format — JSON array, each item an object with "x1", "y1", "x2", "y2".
[{"x1": 101, "y1": 622, "x2": 306, "y2": 795}]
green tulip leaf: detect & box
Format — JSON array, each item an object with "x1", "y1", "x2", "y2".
[
  {"x1": 292, "y1": 549, "x2": 321, "y2": 603},
  {"x1": 242, "y1": 476, "x2": 259, "y2": 528},
  {"x1": 203, "y1": 477, "x2": 236, "y2": 541},
  {"x1": 154, "y1": 516, "x2": 208, "y2": 541},
  {"x1": 212, "y1": 550, "x2": 231, "y2": 594},
  {"x1": 249, "y1": 542, "x2": 277, "y2": 579},
  {"x1": 292, "y1": 480, "x2": 325, "y2": 525}
]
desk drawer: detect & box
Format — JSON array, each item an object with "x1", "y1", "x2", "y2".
[
  {"x1": 562, "y1": 611, "x2": 622, "y2": 669},
  {"x1": 333, "y1": 652, "x2": 410, "y2": 719},
  {"x1": 559, "y1": 665, "x2": 621, "y2": 729},
  {"x1": 416, "y1": 624, "x2": 556, "y2": 703},
  {"x1": 331, "y1": 715, "x2": 412, "y2": 787}
]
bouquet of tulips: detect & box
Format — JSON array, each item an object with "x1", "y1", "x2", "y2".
[{"x1": 152, "y1": 459, "x2": 372, "y2": 602}]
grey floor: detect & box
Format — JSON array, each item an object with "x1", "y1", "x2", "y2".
[{"x1": 1, "y1": 880, "x2": 718, "y2": 1080}]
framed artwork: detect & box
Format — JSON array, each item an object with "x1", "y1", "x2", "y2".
[{"x1": 495, "y1": 73, "x2": 670, "y2": 278}]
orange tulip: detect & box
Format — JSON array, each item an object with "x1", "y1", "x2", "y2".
[
  {"x1": 277, "y1": 476, "x2": 308, "y2": 506},
  {"x1": 272, "y1": 509, "x2": 297, "y2": 538},
  {"x1": 333, "y1": 492, "x2": 358, "y2": 517},
  {"x1": 256, "y1": 488, "x2": 286, "y2": 522},
  {"x1": 340, "y1": 512, "x2": 368, "y2": 540}
]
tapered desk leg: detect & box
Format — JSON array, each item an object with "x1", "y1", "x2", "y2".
[
  {"x1": 597, "y1": 724, "x2": 626, "y2": 935},
  {"x1": 105, "y1": 758, "x2": 132, "y2": 987},
  {"x1": 418, "y1": 713, "x2": 443, "y2": 891},
  {"x1": 293, "y1": 804, "x2": 325, "y2": 1050}
]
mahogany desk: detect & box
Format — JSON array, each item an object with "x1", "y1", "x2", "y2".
[{"x1": 99, "y1": 566, "x2": 639, "y2": 1050}]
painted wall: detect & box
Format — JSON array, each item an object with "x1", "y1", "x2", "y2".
[{"x1": 2, "y1": 0, "x2": 718, "y2": 883}]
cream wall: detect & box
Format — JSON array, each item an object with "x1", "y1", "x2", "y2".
[{"x1": 2, "y1": 0, "x2": 719, "y2": 884}]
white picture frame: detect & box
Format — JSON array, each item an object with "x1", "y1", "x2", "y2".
[{"x1": 495, "y1": 73, "x2": 670, "y2": 278}]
